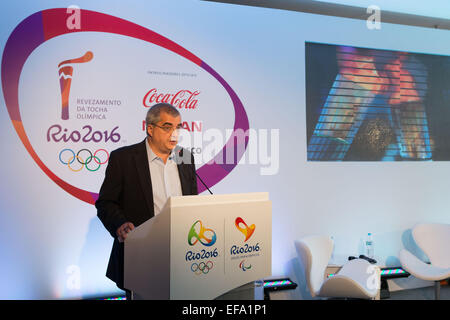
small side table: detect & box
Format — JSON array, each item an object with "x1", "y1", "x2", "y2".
[
  {"x1": 326, "y1": 262, "x2": 381, "y2": 300},
  {"x1": 326, "y1": 256, "x2": 410, "y2": 300}
]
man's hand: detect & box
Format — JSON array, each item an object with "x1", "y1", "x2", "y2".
[{"x1": 116, "y1": 222, "x2": 135, "y2": 243}]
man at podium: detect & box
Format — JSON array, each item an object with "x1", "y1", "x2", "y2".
[{"x1": 96, "y1": 103, "x2": 198, "y2": 298}]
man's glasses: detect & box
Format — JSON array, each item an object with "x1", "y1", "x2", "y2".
[{"x1": 151, "y1": 123, "x2": 184, "y2": 133}]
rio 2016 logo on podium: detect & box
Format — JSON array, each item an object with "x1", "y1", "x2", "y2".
[
  {"x1": 230, "y1": 217, "x2": 261, "y2": 261},
  {"x1": 187, "y1": 220, "x2": 217, "y2": 247},
  {"x1": 235, "y1": 217, "x2": 255, "y2": 242},
  {"x1": 185, "y1": 220, "x2": 218, "y2": 264}
]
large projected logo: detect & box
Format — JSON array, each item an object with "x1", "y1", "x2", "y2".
[
  {"x1": 305, "y1": 42, "x2": 450, "y2": 161},
  {"x1": 2, "y1": 9, "x2": 249, "y2": 204}
]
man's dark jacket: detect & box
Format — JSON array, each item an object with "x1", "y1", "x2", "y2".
[{"x1": 95, "y1": 139, "x2": 198, "y2": 289}]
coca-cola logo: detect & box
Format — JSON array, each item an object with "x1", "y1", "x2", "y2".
[{"x1": 143, "y1": 88, "x2": 199, "y2": 109}]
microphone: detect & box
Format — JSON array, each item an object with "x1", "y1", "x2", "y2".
[
  {"x1": 177, "y1": 147, "x2": 213, "y2": 195},
  {"x1": 195, "y1": 171, "x2": 213, "y2": 195}
]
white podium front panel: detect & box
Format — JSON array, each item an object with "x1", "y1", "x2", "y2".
[
  {"x1": 169, "y1": 194, "x2": 272, "y2": 300},
  {"x1": 124, "y1": 208, "x2": 171, "y2": 299}
]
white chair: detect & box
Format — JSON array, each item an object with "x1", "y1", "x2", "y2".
[
  {"x1": 295, "y1": 235, "x2": 379, "y2": 299},
  {"x1": 399, "y1": 223, "x2": 450, "y2": 300}
]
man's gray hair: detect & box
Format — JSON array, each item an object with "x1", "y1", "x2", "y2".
[{"x1": 145, "y1": 103, "x2": 180, "y2": 128}]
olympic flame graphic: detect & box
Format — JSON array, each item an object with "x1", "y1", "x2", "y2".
[
  {"x1": 235, "y1": 217, "x2": 255, "y2": 242},
  {"x1": 58, "y1": 51, "x2": 93, "y2": 120},
  {"x1": 188, "y1": 220, "x2": 217, "y2": 247}
]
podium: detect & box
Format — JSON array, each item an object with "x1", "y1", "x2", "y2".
[{"x1": 124, "y1": 192, "x2": 272, "y2": 300}]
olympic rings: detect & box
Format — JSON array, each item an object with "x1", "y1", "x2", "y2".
[
  {"x1": 76, "y1": 149, "x2": 93, "y2": 165},
  {"x1": 190, "y1": 261, "x2": 213, "y2": 275},
  {"x1": 59, "y1": 148, "x2": 109, "y2": 172}
]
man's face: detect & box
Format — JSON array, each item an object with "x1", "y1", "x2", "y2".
[{"x1": 147, "y1": 111, "x2": 181, "y2": 154}]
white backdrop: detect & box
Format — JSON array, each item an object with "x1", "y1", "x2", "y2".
[{"x1": 0, "y1": 0, "x2": 449, "y2": 299}]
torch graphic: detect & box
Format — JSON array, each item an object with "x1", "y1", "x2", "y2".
[{"x1": 58, "y1": 51, "x2": 93, "y2": 120}]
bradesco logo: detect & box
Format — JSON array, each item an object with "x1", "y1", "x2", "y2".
[
  {"x1": 230, "y1": 217, "x2": 260, "y2": 257},
  {"x1": 185, "y1": 220, "x2": 218, "y2": 265}
]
